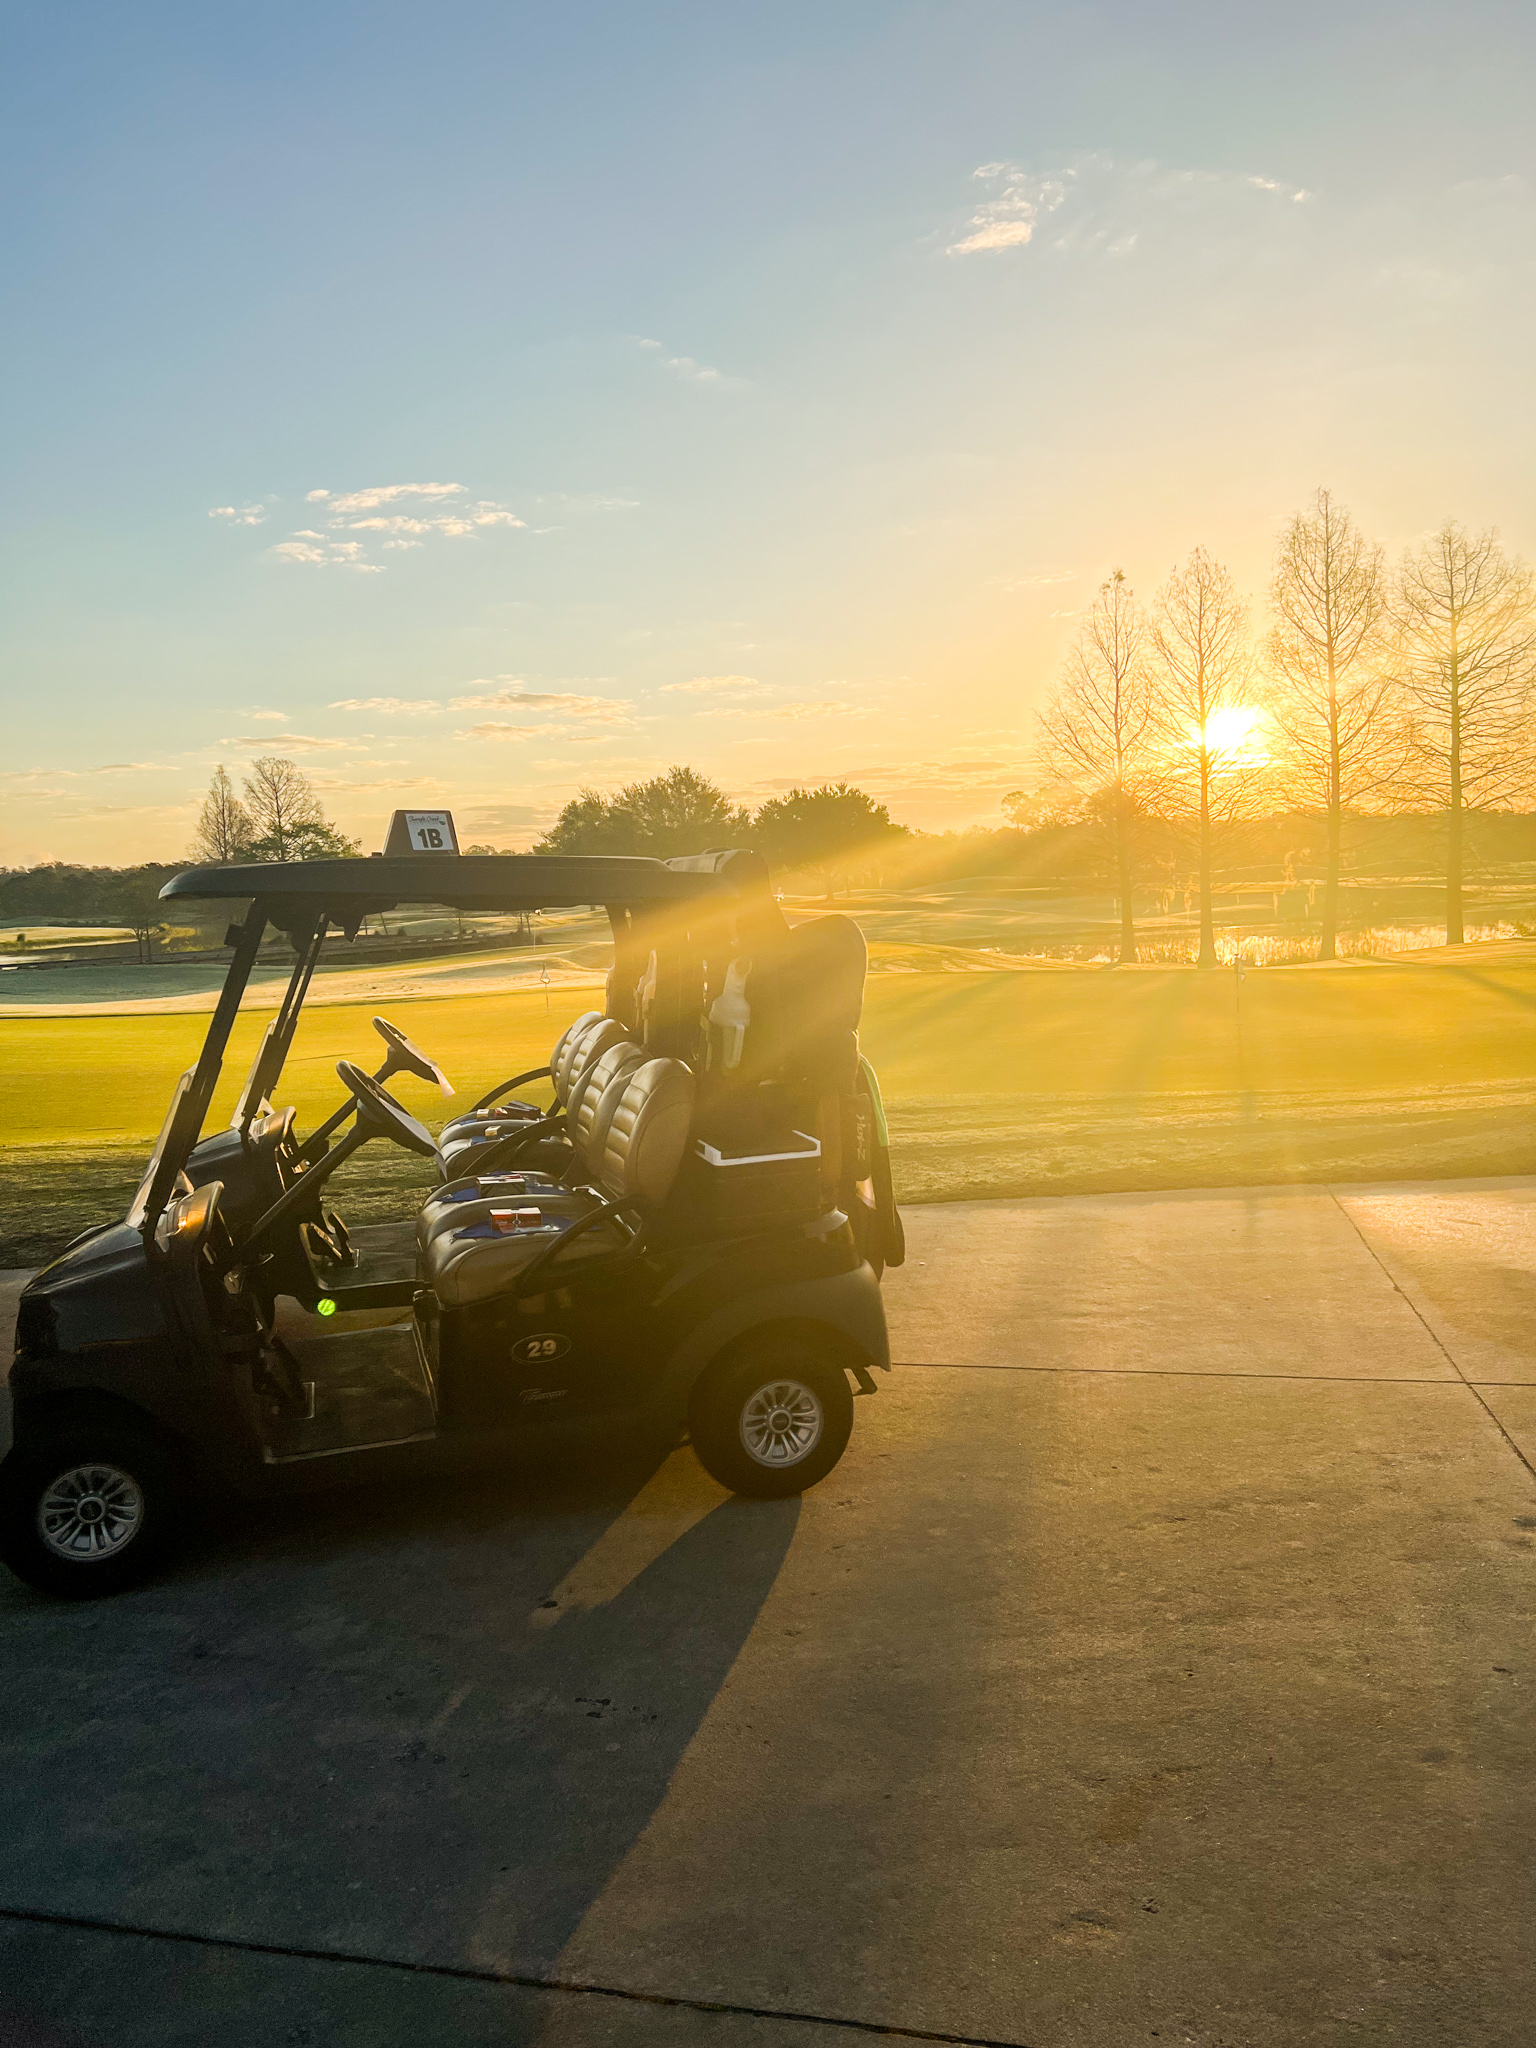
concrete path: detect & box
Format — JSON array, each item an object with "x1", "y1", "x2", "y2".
[{"x1": 1, "y1": 1180, "x2": 1532, "y2": 2046}]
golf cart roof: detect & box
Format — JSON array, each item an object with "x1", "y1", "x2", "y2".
[{"x1": 159, "y1": 848, "x2": 770, "y2": 915}]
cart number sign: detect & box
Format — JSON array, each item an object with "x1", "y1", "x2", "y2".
[
  {"x1": 511, "y1": 1332, "x2": 571, "y2": 1364},
  {"x1": 404, "y1": 811, "x2": 457, "y2": 852},
  {"x1": 383, "y1": 808, "x2": 461, "y2": 856}
]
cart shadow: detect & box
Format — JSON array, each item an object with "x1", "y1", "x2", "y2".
[{"x1": 0, "y1": 1434, "x2": 802, "y2": 1995}]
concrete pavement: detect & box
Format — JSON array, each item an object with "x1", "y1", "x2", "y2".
[{"x1": 0, "y1": 1179, "x2": 1532, "y2": 2046}]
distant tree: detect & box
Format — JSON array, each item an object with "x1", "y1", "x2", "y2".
[
  {"x1": 533, "y1": 789, "x2": 635, "y2": 857},
  {"x1": 1264, "y1": 491, "x2": 1409, "y2": 959},
  {"x1": 535, "y1": 767, "x2": 749, "y2": 859},
  {"x1": 614, "y1": 766, "x2": 751, "y2": 858},
  {"x1": 1392, "y1": 520, "x2": 1536, "y2": 944},
  {"x1": 751, "y1": 783, "x2": 906, "y2": 899},
  {"x1": 1036, "y1": 569, "x2": 1157, "y2": 963},
  {"x1": 189, "y1": 765, "x2": 255, "y2": 864},
  {"x1": 241, "y1": 757, "x2": 358, "y2": 862},
  {"x1": 0, "y1": 863, "x2": 101, "y2": 924},
  {"x1": 105, "y1": 868, "x2": 171, "y2": 963},
  {"x1": 1149, "y1": 547, "x2": 1265, "y2": 969},
  {"x1": 1000, "y1": 788, "x2": 1080, "y2": 833}
]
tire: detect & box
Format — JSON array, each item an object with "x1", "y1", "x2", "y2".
[
  {"x1": 0, "y1": 1419, "x2": 181, "y2": 1600},
  {"x1": 688, "y1": 1334, "x2": 855, "y2": 1499}
]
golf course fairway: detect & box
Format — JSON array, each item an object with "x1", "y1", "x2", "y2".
[{"x1": 3, "y1": 948, "x2": 1533, "y2": 1263}]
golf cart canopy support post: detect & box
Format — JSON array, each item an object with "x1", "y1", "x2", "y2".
[
  {"x1": 232, "y1": 912, "x2": 329, "y2": 1133},
  {"x1": 133, "y1": 901, "x2": 267, "y2": 1238}
]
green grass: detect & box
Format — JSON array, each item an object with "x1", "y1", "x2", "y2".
[{"x1": 3, "y1": 953, "x2": 1534, "y2": 1265}]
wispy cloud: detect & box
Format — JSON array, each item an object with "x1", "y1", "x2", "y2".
[
  {"x1": 326, "y1": 682, "x2": 637, "y2": 724},
  {"x1": 343, "y1": 507, "x2": 525, "y2": 541},
  {"x1": 635, "y1": 337, "x2": 742, "y2": 387},
  {"x1": 208, "y1": 503, "x2": 267, "y2": 526},
  {"x1": 946, "y1": 155, "x2": 1314, "y2": 260},
  {"x1": 1247, "y1": 175, "x2": 1313, "y2": 203},
  {"x1": 308, "y1": 482, "x2": 465, "y2": 513},
  {"x1": 308, "y1": 775, "x2": 442, "y2": 793},
  {"x1": 661, "y1": 673, "x2": 765, "y2": 696},
  {"x1": 269, "y1": 534, "x2": 383, "y2": 573},
  {"x1": 948, "y1": 163, "x2": 1067, "y2": 254},
  {"x1": 244, "y1": 482, "x2": 527, "y2": 572},
  {"x1": 3, "y1": 762, "x2": 168, "y2": 781},
  {"x1": 329, "y1": 697, "x2": 443, "y2": 714},
  {"x1": 706, "y1": 699, "x2": 869, "y2": 722},
  {"x1": 219, "y1": 733, "x2": 360, "y2": 751},
  {"x1": 457, "y1": 721, "x2": 580, "y2": 742},
  {"x1": 242, "y1": 709, "x2": 289, "y2": 722},
  {"x1": 449, "y1": 689, "x2": 632, "y2": 719}
]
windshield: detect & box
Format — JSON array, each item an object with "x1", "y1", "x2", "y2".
[
  {"x1": 230, "y1": 917, "x2": 329, "y2": 1132},
  {"x1": 231, "y1": 1019, "x2": 281, "y2": 1129},
  {"x1": 126, "y1": 1070, "x2": 196, "y2": 1229}
]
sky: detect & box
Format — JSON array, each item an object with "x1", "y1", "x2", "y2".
[{"x1": 3, "y1": 0, "x2": 1534, "y2": 864}]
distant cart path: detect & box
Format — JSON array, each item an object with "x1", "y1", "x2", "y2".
[{"x1": 0, "y1": 946, "x2": 606, "y2": 1017}]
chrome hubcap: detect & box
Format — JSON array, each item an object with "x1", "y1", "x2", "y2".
[
  {"x1": 739, "y1": 1379, "x2": 823, "y2": 1467},
  {"x1": 37, "y1": 1464, "x2": 145, "y2": 1562}
]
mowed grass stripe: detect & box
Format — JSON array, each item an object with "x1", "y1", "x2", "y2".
[{"x1": 4, "y1": 963, "x2": 1536, "y2": 1147}]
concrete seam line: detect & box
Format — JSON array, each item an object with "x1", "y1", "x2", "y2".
[
  {"x1": 893, "y1": 1361, "x2": 1466, "y2": 1385},
  {"x1": 1325, "y1": 1187, "x2": 1536, "y2": 1487},
  {"x1": 0, "y1": 1906, "x2": 1035, "y2": 2048}
]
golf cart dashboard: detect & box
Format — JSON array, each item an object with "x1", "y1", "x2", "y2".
[
  {"x1": 250, "y1": 1106, "x2": 301, "y2": 1185},
  {"x1": 155, "y1": 1181, "x2": 238, "y2": 1287}
]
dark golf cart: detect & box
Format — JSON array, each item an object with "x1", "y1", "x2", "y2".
[{"x1": 1, "y1": 826, "x2": 903, "y2": 1597}]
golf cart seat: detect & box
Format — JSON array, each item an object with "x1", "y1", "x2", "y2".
[
  {"x1": 424, "y1": 1056, "x2": 695, "y2": 1308},
  {"x1": 416, "y1": 1038, "x2": 648, "y2": 1247},
  {"x1": 437, "y1": 1010, "x2": 600, "y2": 1150},
  {"x1": 438, "y1": 1014, "x2": 628, "y2": 1176}
]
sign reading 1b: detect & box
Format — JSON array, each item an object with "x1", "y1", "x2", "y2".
[{"x1": 383, "y1": 809, "x2": 460, "y2": 856}]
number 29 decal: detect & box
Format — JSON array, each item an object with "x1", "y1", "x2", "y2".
[{"x1": 511, "y1": 1332, "x2": 571, "y2": 1365}]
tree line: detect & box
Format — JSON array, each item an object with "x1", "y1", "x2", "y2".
[
  {"x1": 188, "y1": 757, "x2": 358, "y2": 863},
  {"x1": 1023, "y1": 496, "x2": 1536, "y2": 964},
  {"x1": 530, "y1": 765, "x2": 905, "y2": 896},
  {"x1": 0, "y1": 765, "x2": 906, "y2": 934}
]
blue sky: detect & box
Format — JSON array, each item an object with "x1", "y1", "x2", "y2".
[{"x1": 4, "y1": 1, "x2": 1534, "y2": 861}]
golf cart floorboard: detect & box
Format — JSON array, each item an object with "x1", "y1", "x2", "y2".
[
  {"x1": 261, "y1": 1322, "x2": 437, "y2": 1463},
  {"x1": 326, "y1": 1219, "x2": 419, "y2": 1289}
]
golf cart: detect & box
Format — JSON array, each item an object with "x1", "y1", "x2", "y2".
[{"x1": 1, "y1": 821, "x2": 903, "y2": 1597}]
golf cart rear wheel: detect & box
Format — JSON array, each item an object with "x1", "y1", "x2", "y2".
[
  {"x1": 0, "y1": 1419, "x2": 179, "y2": 1600},
  {"x1": 688, "y1": 1336, "x2": 854, "y2": 1499}
]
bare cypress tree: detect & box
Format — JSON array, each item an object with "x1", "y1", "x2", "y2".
[
  {"x1": 241, "y1": 757, "x2": 329, "y2": 860},
  {"x1": 1265, "y1": 490, "x2": 1408, "y2": 958},
  {"x1": 1393, "y1": 521, "x2": 1536, "y2": 944},
  {"x1": 1149, "y1": 547, "x2": 1261, "y2": 969},
  {"x1": 189, "y1": 764, "x2": 254, "y2": 863},
  {"x1": 1036, "y1": 569, "x2": 1155, "y2": 962}
]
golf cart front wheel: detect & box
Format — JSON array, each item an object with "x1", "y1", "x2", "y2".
[
  {"x1": 688, "y1": 1337, "x2": 854, "y2": 1499},
  {"x1": 0, "y1": 1419, "x2": 180, "y2": 1600}
]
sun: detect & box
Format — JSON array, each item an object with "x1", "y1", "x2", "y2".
[{"x1": 1200, "y1": 706, "x2": 1264, "y2": 752}]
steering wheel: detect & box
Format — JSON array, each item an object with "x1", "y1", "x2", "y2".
[
  {"x1": 336, "y1": 1061, "x2": 439, "y2": 1158},
  {"x1": 372, "y1": 1016, "x2": 454, "y2": 1096}
]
